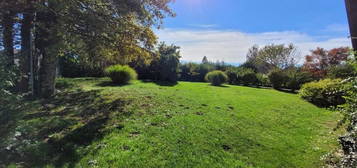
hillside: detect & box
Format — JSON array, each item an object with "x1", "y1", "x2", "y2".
[{"x1": 1, "y1": 78, "x2": 341, "y2": 168}]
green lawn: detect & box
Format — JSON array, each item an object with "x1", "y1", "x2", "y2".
[{"x1": 1, "y1": 78, "x2": 341, "y2": 168}]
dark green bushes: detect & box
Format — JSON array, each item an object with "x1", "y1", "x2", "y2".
[
  {"x1": 179, "y1": 62, "x2": 216, "y2": 82},
  {"x1": 0, "y1": 55, "x2": 20, "y2": 124},
  {"x1": 256, "y1": 73, "x2": 270, "y2": 87},
  {"x1": 134, "y1": 43, "x2": 181, "y2": 83},
  {"x1": 205, "y1": 71, "x2": 228, "y2": 86},
  {"x1": 105, "y1": 65, "x2": 137, "y2": 85},
  {"x1": 59, "y1": 54, "x2": 105, "y2": 78},
  {"x1": 285, "y1": 69, "x2": 314, "y2": 91},
  {"x1": 225, "y1": 68, "x2": 239, "y2": 85},
  {"x1": 299, "y1": 79, "x2": 346, "y2": 107},
  {"x1": 327, "y1": 64, "x2": 356, "y2": 79},
  {"x1": 237, "y1": 68, "x2": 258, "y2": 86},
  {"x1": 337, "y1": 74, "x2": 357, "y2": 167},
  {"x1": 225, "y1": 68, "x2": 261, "y2": 86},
  {"x1": 268, "y1": 70, "x2": 288, "y2": 89}
]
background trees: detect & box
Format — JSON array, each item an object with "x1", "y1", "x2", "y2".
[
  {"x1": 247, "y1": 44, "x2": 299, "y2": 73},
  {"x1": 303, "y1": 47, "x2": 350, "y2": 79},
  {"x1": 157, "y1": 42, "x2": 181, "y2": 83}
]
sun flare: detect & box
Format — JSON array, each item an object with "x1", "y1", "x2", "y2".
[{"x1": 182, "y1": 0, "x2": 204, "y2": 6}]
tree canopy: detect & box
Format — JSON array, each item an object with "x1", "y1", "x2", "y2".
[{"x1": 0, "y1": 0, "x2": 175, "y2": 97}]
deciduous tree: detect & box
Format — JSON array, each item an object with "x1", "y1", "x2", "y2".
[{"x1": 303, "y1": 47, "x2": 350, "y2": 78}]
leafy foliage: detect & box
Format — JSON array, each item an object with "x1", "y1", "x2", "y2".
[
  {"x1": 205, "y1": 70, "x2": 228, "y2": 86},
  {"x1": 1, "y1": 0, "x2": 175, "y2": 98},
  {"x1": 59, "y1": 53, "x2": 105, "y2": 78},
  {"x1": 133, "y1": 43, "x2": 181, "y2": 83},
  {"x1": 179, "y1": 57, "x2": 230, "y2": 82},
  {"x1": 237, "y1": 68, "x2": 258, "y2": 86},
  {"x1": 105, "y1": 65, "x2": 137, "y2": 85},
  {"x1": 179, "y1": 63, "x2": 201, "y2": 82},
  {"x1": 179, "y1": 63, "x2": 210, "y2": 82},
  {"x1": 268, "y1": 70, "x2": 289, "y2": 89},
  {"x1": 327, "y1": 64, "x2": 356, "y2": 79},
  {"x1": 247, "y1": 44, "x2": 298, "y2": 73},
  {"x1": 0, "y1": 54, "x2": 20, "y2": 123},
  {"x1": 285, "y1": 68, "x2": 314, "y2": 91},
  {"x1": 303, "y1": 47, "x2": 350, "y2": 79},
  {"x1": 256, "y1": 73, "x2": 270, "y2": 87},
  {"x1": 336, "y1": 53, "x2": 357, "y2": 167},
  {"x1": 225, "y1": 68, "x2": 239, "y2": 85},
  {"x1": 299, "y1": 79, "x2": 346, "y2": 107},
  {"x1": 157, "y1": 43, "x2": 181, "y2": 82}
]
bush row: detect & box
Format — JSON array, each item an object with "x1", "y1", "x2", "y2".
[{"x1": 224, "y1": 67, "x2": 314, "y2": 91}]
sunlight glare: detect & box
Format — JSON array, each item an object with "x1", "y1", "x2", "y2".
[{"x1": 182, "y1": 0, "x2": 204, "y2": 6}]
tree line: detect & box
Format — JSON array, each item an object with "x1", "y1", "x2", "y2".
[
  {"x1": 58, "y1": 42, "x2": 355, "y2": 92},
  {"x1": 177, "y1": 44, "x2": 355, "y2": 91}
]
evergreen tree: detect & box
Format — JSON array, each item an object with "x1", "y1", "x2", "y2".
[{"x1": 202, "y1": 56, "x2": 209, "y2": 64}]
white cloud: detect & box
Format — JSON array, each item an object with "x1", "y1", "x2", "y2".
[
  {"x1": 156, "y1": 29, "x2": 351, "y2": 64},
  {"x1": 323, "y1": 24, "x2": 349, "y2": 33},
  {"x1": 188, "y1": 24, "x2": 219, "y2": 28}
]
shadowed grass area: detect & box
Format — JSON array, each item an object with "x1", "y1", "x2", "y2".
[
  {"x1": 0, "y1": 78, "x2": 342, "y2": 168},
  {"x1": 0, "y1": 83, "x2": 130, "y2": 167}
]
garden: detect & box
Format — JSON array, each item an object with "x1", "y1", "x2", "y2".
[{"x1": 1, "y1": 0, "x2": 357, "y2": 168}]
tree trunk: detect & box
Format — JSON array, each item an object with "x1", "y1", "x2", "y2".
[
  {"x1": 18, "y1": 10, "x2": 34, "y2": 93},
  {"x1": 2, "y1": 11, "x2": 15, "y2": 67},
  {"x1": 39, "y1": 48, "x2": 57, "y2": 98},
  {"x1": 35, "y1": 5, "x2": 59, "y2": 98}
]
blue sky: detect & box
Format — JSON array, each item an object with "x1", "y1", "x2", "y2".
[{"x1": 157, "y1": 0, "x2": 352, "y2": 63}]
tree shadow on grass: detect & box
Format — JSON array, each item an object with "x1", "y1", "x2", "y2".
[
  {"x1": 141, "y1": 80, "x2": 178, "y2": 87},
  {"x1": 154, "y1": 81, "x2": 178, "y2": 87},
  {"x1": 237, "y1": 85, "x2": 298, "y2": 94},
  {"x1": 208, "y1": 84, "x2": 229, "y2": 88},
  {"x1": 276, "y1": 88, "x2": 298, "y2": 94},
  {"x1": 1, "y1": 89, "x2": 129, "y2": 168},
  {"x1": 96, "y1": 81, "x2": 130, "y2": 87}
]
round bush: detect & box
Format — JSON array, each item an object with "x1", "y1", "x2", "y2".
[
  {"x1": 241, "y1": 72, "x2": 258, "y2": 86},
  {"x1": 268, "y1": 70, "x2": 289, "y2": 89},
  {"x1": 299, "y1": 78, "x2": 346, "y2": 107},
  {"x1": 105, "y1": 65, "x2": 137, "y2": 85},
  {"x1": 205, "y1": 70, "x2": 228, "y2": 86}
]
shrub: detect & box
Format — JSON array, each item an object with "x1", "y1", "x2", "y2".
[
  {"x1": 59, "y1": 54, "x2": 104, "y2": 77},
  {"x1": 286, "y1": 69, "x2": 314, "y2": 92},
  {"x1": 158, "y1": 43, "x2": 181, "y2": 83},
  {"x1": 105, "y1": 65, "x2": 137, "y2": 85},
  {"x1": 205, "y1": 70, "x2": 228, "y2": 86},
  {"x1": 198, "y1": 64, "x2": 215, "y2": 82},
  {"x1": 299, "y1": 79, "x2": 346, "y2": 107},
  {"x1": 0, "y1": 55, "x2": 20, "y2": 124},
  {"x1": 268, "y1": 70, "x2": 289, "y2": 89},
  {"x1": 241, "y1": 72, "x2": 258, "y2": 86},
  {"x1": 337, "y1": 56, "x2": 357, "y2": 166},
  {"x1": 225, "y1": 68, "x2": 238, "y2": 85},
  {"x1": 256, "y1": 73, "x2": 270, "y2": 87},
  {"x1": 236, "y1": 68, "x2": 258, "y2": 86},
  {"x1": 327, "y1": 64, "x2": 356, "y2": 79}
]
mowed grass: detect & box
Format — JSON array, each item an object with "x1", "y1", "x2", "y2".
[{"x1": 1, "y1": 78, "x2": 341, "y2": 168}]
